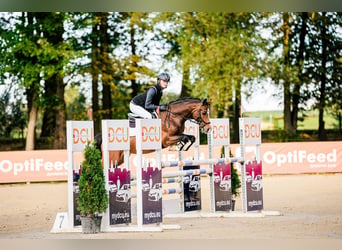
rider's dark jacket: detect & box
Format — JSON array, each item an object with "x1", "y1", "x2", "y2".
[{"x1": 131, "y1": 83, "x2": 163, "y2": 112}]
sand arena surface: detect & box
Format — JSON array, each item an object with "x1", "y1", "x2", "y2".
[{"x1": 0, "y1": 174, "x2": 342, "y2": 239}]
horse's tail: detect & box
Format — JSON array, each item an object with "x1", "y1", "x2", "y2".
[{"x1": 94, "y1": 133, "x2": 102, "y2": 154}]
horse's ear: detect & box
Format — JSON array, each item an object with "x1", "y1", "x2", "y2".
[{"x1": 201, "y1": 98, "x2": 210, "y2": 105}]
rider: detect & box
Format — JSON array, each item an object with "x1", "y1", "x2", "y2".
[{"x1": 129, "y1": 72, "x2": 170, "y2": 119}]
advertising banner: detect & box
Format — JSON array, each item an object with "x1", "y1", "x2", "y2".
[
  {"x1": 142, "y1": 165, "x2": 162, "y2": 224},
  {"x1": 213, "y1": 163, "x2": 232, "y2": 211},
  {"x1": 245, "y1": 160, "x2": 263, "y2": 211},
  {"x1": 108, "y1": 167, "x2": 131, "y2": 225},
  {"x1": 139, "y1": 119, "x2": 162, "y2": 150},
  {"x1": 232, "y1": 141, "x2": 342, "y2": 174},
  {"x1": 0, "y1": 150, "x2": 83, "y2": 183},
  {"x1": 183, "y1": 165, "x2": 201, "y2": 212}
]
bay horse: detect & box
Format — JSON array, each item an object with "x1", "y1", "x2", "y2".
[{"x1": 95, "y1": 97, "x2": 211, "y2": 166}]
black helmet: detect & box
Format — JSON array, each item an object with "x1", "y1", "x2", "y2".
[{"x1": 157, "y1": 72, "x2": 170, "y2": 82}]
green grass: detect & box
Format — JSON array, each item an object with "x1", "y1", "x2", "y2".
[{"x1": 242, "y1": 109, "x2": 339, "y2": 130}]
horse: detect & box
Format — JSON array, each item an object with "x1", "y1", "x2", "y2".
[{"x1": 95, "y1": 97, "x2": 211, "y2": 166}]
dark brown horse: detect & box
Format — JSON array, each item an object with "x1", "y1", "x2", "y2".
[{"x1": 96, "y1": 97, "x2": 211, "y2": 166}]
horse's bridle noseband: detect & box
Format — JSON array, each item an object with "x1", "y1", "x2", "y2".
[{"x1": 194, "y1": 102, "x2": 211, "y2": 130}]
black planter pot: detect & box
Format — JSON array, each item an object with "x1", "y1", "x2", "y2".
[
  {"x1": 231, "y1": 199, "x2": 236, "y2": 211},
  {"x1": 80, "y1": 215, "x2": 102, "y2": 234}
]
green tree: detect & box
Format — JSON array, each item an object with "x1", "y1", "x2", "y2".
[
  {"x1": 265, "y1": 12, "x2": 342, "y2": 139},
  {"x1": 1, "y1": 12, "x2": 76, "y2": 149},
  {"x1": 307, "y1": 12, "x2": 342, "y2": 139},
  {"x1": 0, "y1": 89, "x2": 26, "y2": 137},
  {"x1": 0, "y1": 13, "x2": 43, "y2": 150},
  {"x1": 163, "y1": 13, "x2": 264, "y2": 141}
]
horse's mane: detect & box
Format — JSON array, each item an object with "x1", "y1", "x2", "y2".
[{"x1": 168, "y1": 97, "x2": 201, "y2": 105}]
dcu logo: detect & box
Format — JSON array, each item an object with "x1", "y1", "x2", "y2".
[
  {"x1": 142, "y1": 126, "x2": 161, "y2": 143},
  {"x1": 244, "y1": 123, "x2": 261, "y2": 139},
  {"x1": 108, "y1": 127, "x2": 129, "y2": 143},
  {"x1": 212, "y1": 124, "x2": 229, "y2": 140},
  {"x1": 72, "y1": 128, "x2": 93, "y2": 144}
]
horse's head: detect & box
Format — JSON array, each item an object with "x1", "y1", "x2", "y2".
[
  {"x1": 163, "y1": 97, "x2": 212, "y2": 134},
  {"x1": 195, "y1": 98, "x2": 211, "y2": 134}
]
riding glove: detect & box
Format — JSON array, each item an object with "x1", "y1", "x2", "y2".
[{"x1": 159, "y1": 105, "x2": 167, "y2": 111}]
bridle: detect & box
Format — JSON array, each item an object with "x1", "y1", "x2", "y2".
[{"x1": 163, "y1": 100, "x2": 211, "y2": 130}]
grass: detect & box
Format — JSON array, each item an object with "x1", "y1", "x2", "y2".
[{"x1": 242, "y1": 109, "x2": 339, "y2": 130}]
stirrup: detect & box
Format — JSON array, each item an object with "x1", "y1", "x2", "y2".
[{"x1": 152, "y1": 111, "x2": 159, "y2": 119}]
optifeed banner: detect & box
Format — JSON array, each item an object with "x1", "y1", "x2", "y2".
[
  {"x1": 0, "y1": 141, "x2": 341, "y2": 183},
  {"x1": 141, "y1": 141, "x2": 342, "y2": 175},
  {"x1": 245, "y1": 141, "x2": 342, "y2": 174},
  {"x1": 0, "y1": 150, "x2": 83, "y2": 183}
]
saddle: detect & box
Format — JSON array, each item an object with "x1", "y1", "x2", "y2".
[
  {"x1": 128, "y1": 113, "x2": 140, "y2": 128},
  {"x1": 128, "y1": 112, "x2": 159, "y2": 128}
]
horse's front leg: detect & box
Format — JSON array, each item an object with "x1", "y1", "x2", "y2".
[
  {"x1": 182, "y1": 134, "x2": 195, "y2": 151},
  {"x1": 162, "y1": 134, "x2": 195, "y2": 151},
  {"x1": 162, "y1": 134, "x2": 182, "y2": 148}
]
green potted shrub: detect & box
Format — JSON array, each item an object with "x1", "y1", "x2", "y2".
[{"x1": 77, "y1": 141, "x2": 108, "y2": 234}]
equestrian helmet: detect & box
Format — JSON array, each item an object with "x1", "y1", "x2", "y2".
[{"x1": 157, "y1": 72, "x2": 170, "y2": 82}]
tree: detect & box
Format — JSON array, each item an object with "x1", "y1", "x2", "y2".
[
  {"x1": 99, "y1": 13, "x2": 114, "y2": 120},
  {"x1": 308, "y1": 12, "x2": 342, "y2": 139},
  {"x1": 265, "y1": 12, "x2": 342, "y2": 139},
  {"x1": 162, "y1": 13, "x2": 264, "y2": 141},
  {"x1": 0, "y1": 12, "x2": 43, "y2": 150},
  {"x1": 36, "y1": 13, "x2": 68, "y2": 149},
  {"x1": 117, "y1": 12, "x2": 156, "y2": 99},
  {"x1": 0, "y1": 89, "x2": 26, "y2": 137},
  {"x1": 1, "y1": 12, "x2": 75, "y2": 149}
]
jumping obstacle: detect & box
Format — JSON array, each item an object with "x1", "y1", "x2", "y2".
[
  {"x1": 52, "y1": 117, "x2": 280, "y2": 233},
  {"x1": 161, "y1": 118, "x2": 280, "y2": 218},
  {"x1": 161, "y1": 118, "x2": 237, "y2": 217}
]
